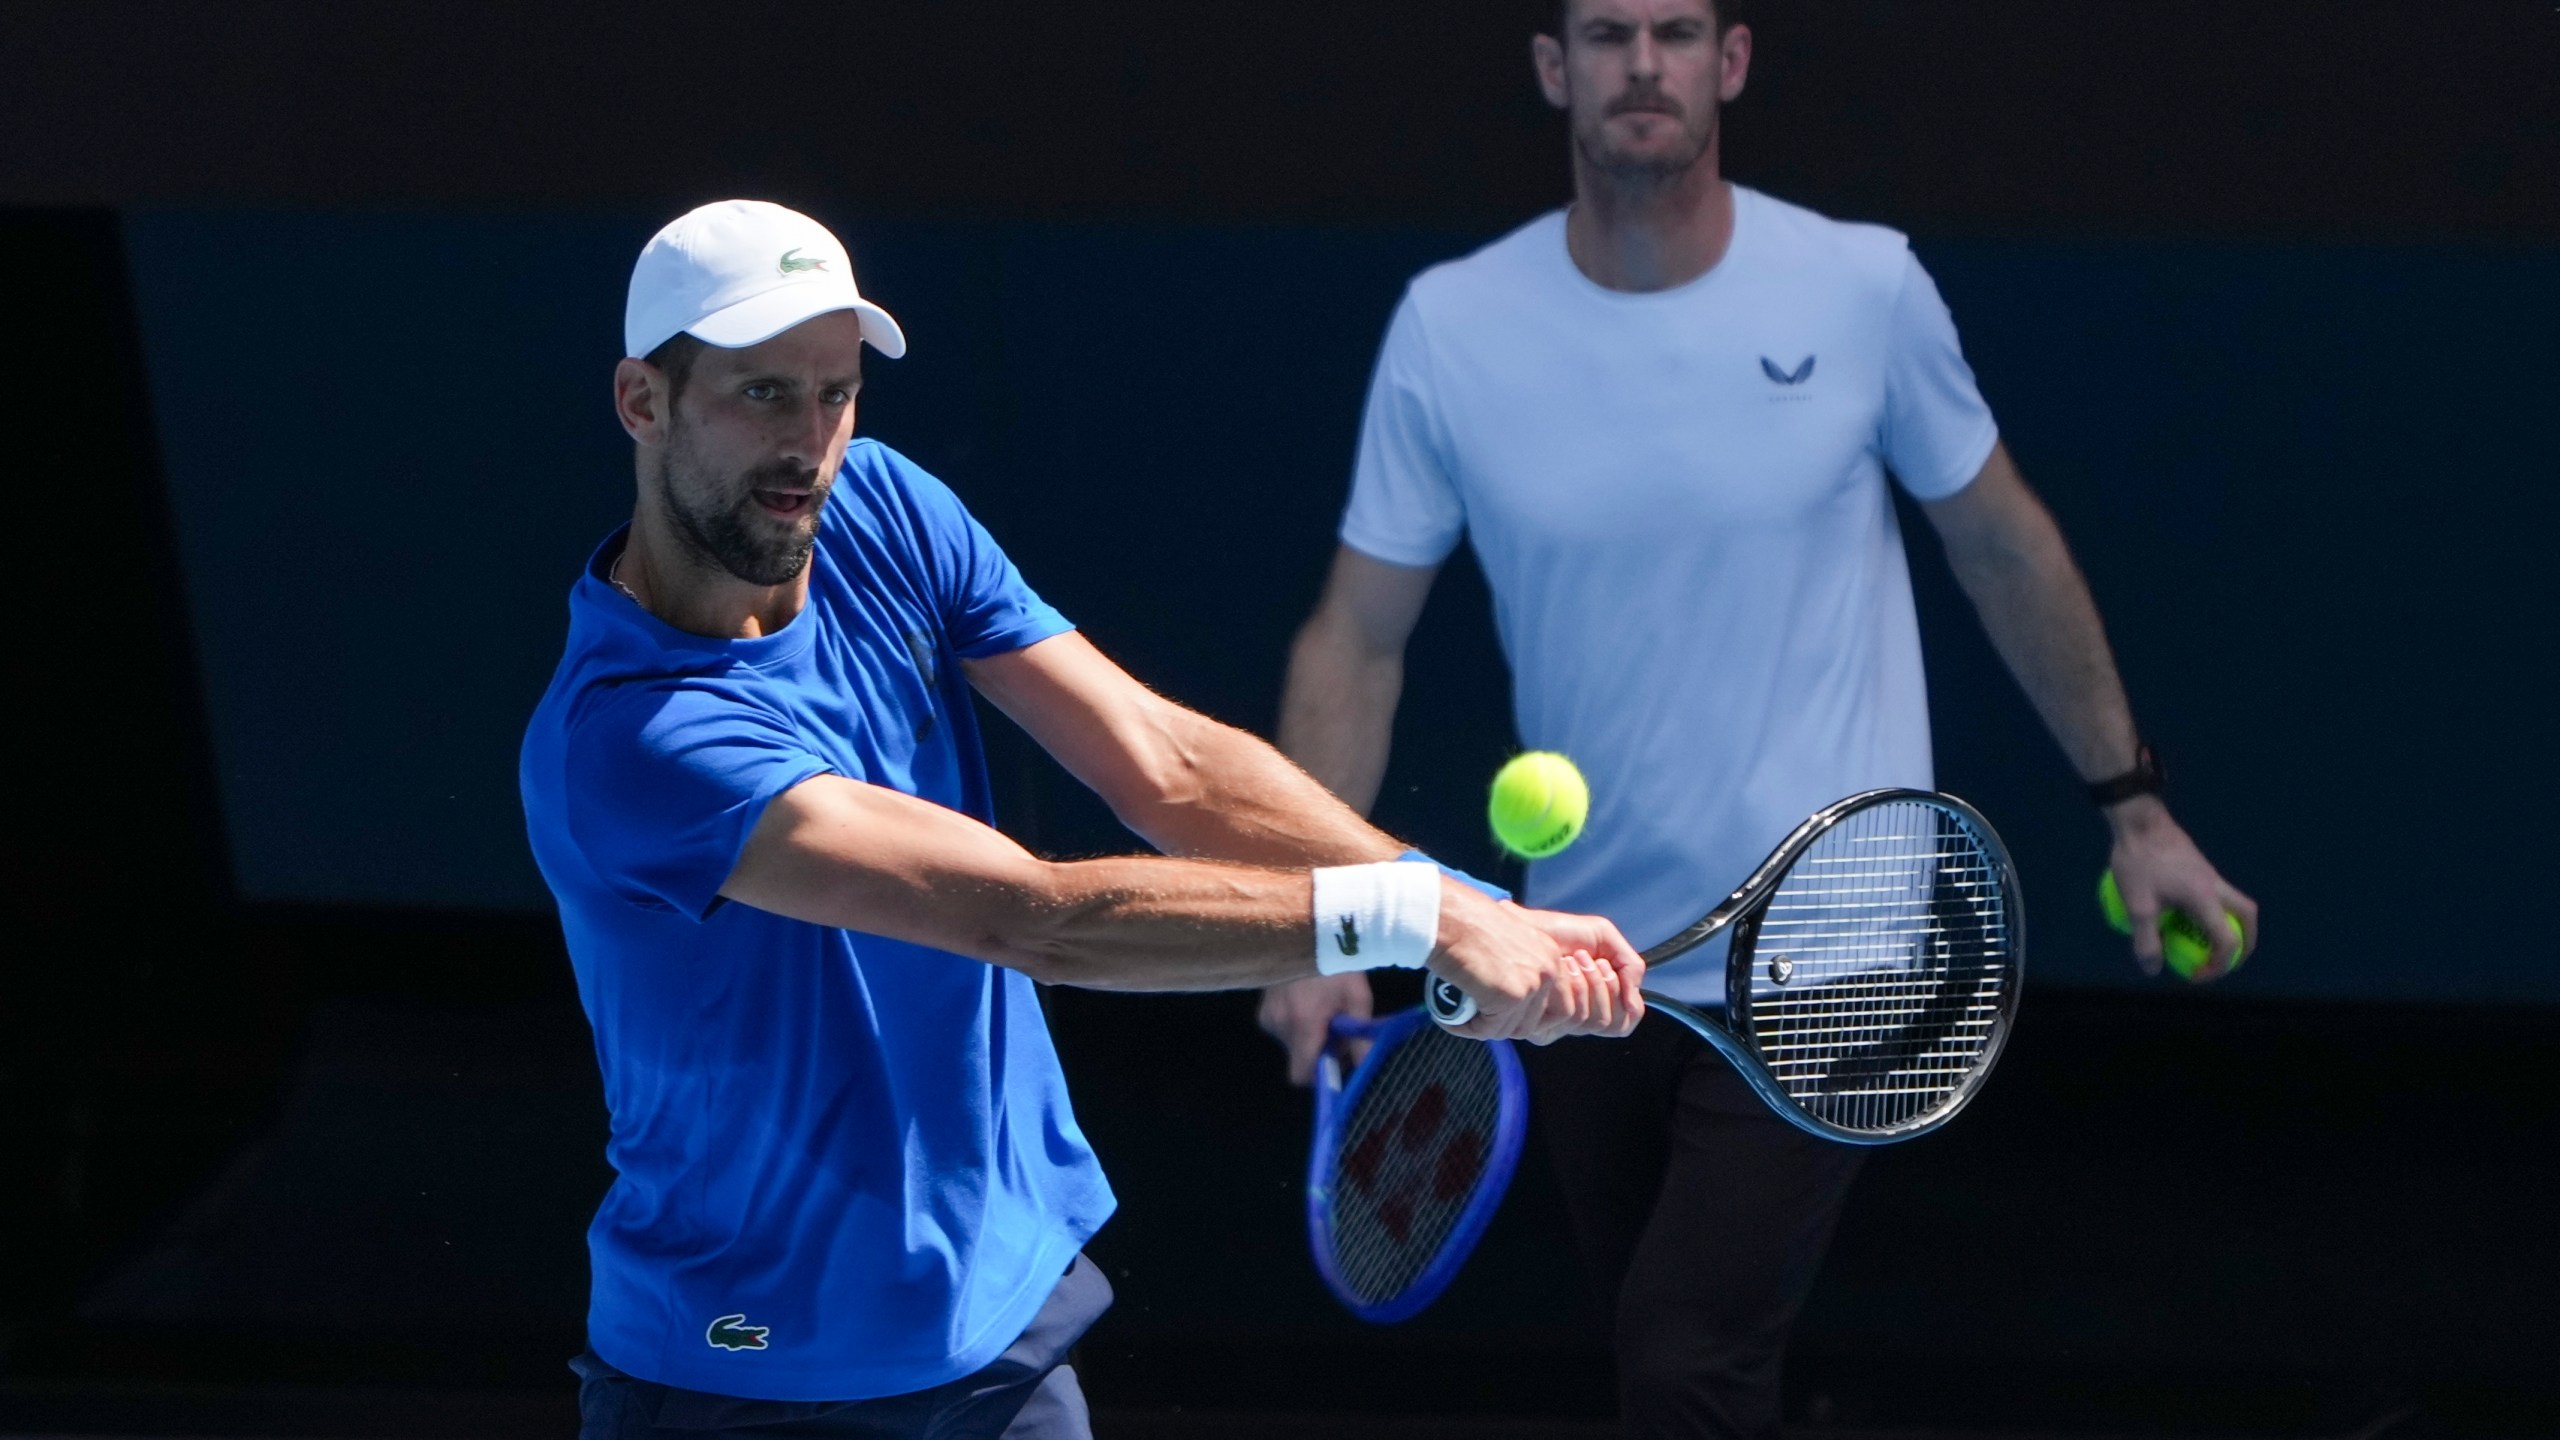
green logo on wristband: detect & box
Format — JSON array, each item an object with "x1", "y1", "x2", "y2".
[{"x1": 1335, "y1": 915, "x2": 1361, "y2": 958}]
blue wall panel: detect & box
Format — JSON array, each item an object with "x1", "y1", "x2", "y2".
[{"x1": 126, "y1": 208, "x2": 2559, "y2": 1002}]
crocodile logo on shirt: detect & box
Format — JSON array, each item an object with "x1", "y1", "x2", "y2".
[
  {"x1": 778, "y1": 248, "x2": 830, "y2": 275},
  {"x1": 1761, "y1": 355, "x2": 1817, "y2": 386},
  {"x1": 1335, "y1": 915, "x2": 1361, "y2": 958},
  {"x1": 706, "y1": 1314, "x2": 771, "y2": 1351}
]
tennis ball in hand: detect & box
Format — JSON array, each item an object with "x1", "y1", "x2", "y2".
[
  {"x1": 1489, "y1": 751, "x2": 1589, "y2": 859},
  {"x1": 2098, "y1": 870, "x2": 2247, "y2": 981}
]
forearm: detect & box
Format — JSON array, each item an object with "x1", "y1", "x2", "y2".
[
  {"x1": 1951, "y1": 541, "x2": 2138, "y2": 780},
  {"x1": 1114, "y1": 710, "x2": 1404, "y2": 867},
  {"x1": 1276, "y1": 611, "x2": 1405, "y2": 812},
  {"x1": 1959, "y1": 545, "x2": 2192, "y2": 877},
  {"x1": 1931, "y1": 455, "x2": 2141, "y2": 783},
  {"x1": 984, "y1": 855, "x2": 1329, "y2": 992},
  {"x1": 962, "y1": 625, "x2": 1407, "y2": 870},
  {"x1": 728, "y1": 774, "x2": 1380, "y2": 991},
  {"x1": 1102, "y1": 611, "x2": 1413, "y2": 866}
]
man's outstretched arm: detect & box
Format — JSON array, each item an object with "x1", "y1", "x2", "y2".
[
  {"x1": 962, "y1": 620, "x2": 1416, "y2": 870},
  {"x1": 954, "y1": 579, "x2": 1633, "y2": 1066},
  {"x1": 1921, "y1": 442, "x2": 2261, "y2": 977},
  {"x1": 720, "y1": 771, "x2": 1637, "y2": 1045}
]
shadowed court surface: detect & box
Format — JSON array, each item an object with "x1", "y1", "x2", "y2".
[{"x1": 7, "y1": 977, "x2": 2551, "y2": 1440}]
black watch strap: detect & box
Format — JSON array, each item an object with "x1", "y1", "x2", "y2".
[{"x1": 2087, "y1": 742, "x2": 2166, "y2": 807}]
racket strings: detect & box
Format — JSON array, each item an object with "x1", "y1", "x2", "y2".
[
  {"x1": 1320, "y1": 1026, "x2": 1505, "y2": 1306},
  {"x1": 1744, "y1": 800, "x2": 2014, "y2": 1134}
]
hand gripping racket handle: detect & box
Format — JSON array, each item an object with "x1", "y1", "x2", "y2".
[{"x1": 1426, "y1": 975, "x2": 1477, "y2": 1028}]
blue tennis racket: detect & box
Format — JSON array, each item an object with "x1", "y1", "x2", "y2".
[{"x1": 1306, "y1": 1008, "x2": 1528, "y2": 1324}]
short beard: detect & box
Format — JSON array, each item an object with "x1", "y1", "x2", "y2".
[
  {"x1": 656, "y1": 427, "x2": 828, "y2": 588},
  {"x1": 1576, "y1": 91, "x2": 1717, "y2": 183}
]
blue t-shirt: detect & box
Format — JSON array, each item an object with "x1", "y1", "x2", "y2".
[{"x1": 519, "y1": 439, "x2": 1115, "y2": 1402}]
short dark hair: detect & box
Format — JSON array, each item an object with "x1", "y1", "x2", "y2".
[
  {"x1": 645, "y1": 332, "x2": 707, "y2": 407},
  {"x1": 1552, "y1": 0, "x2": 1747, "y2": 38}
]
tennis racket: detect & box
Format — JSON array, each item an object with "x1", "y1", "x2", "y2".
[
  {"x1": 1430, "y1": 788, "x2": 2022, "y2": 1145},
  {"x1": 1306, "y1": 1008, "x2": 1528, "y2": 1323}
]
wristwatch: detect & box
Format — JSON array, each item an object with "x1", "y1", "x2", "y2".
[{"x1": 2086, "y1": 742, "x2": 2165, "y2": 807}]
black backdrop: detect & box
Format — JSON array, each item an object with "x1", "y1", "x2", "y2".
[
  {"x1": 5, "y1": 1, "x2": 2559, "y2": 1433},
  {"x1": 5, "y1": 0, "x2": 2555, "y2": 236}
]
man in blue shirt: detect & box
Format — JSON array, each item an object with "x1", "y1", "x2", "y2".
[{"x1": 520, "y1": 200, "x2": 1646, "y2": 1440}]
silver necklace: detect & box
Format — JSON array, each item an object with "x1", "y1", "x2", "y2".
[{"x1": 609, "y1": 551, "x2": 644, "y2": 606}]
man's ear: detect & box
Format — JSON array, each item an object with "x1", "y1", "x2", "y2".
[
  {"x1": 614, "y1": 357, "x2": 672, "y2": 446},
  {"x1": 1719, "y1": 23, "x2": 1753, "y2": 103},
  {"x1": 1532, "y1": 33, "x2": 1570, "y2": 110}
]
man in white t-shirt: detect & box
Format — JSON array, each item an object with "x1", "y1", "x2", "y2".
[{"x1": 1259, "y1": 2, "x2": 2260, "y2": 1436}]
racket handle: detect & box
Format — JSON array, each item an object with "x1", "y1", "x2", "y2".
[{"x1": 1427, "y1": 975, "x2": 1478, "y2": 1028}]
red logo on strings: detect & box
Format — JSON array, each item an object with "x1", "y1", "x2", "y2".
[{"x1": 1339, "y1": 1083, "x2": 1489, "y2": 1244}]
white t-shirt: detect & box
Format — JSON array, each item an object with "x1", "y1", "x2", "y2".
[{"x1": 1341, "y1": 186, "x2": 2000, "y2": 1004}]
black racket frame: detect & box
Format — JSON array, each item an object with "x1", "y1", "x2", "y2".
[{"x1": 1431, "y1": 788, "x2": 2025, "y2": 1145}]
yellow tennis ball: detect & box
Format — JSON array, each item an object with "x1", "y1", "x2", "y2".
[
  {"x1": 1489, "y1": 752, "x2": 1589, "y2": 860},
  {"x1": 2098, "y1": 870, "x2": 2246, "y2": 980},
  {"x1": 2098, "y1": 870, "x2": 2134, "y2": 934},
  {"x1": 2161, "y1": 910, "x2": 2247, "y2": 981}
]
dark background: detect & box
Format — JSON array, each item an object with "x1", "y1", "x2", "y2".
[{"x1": 5, "y1": 1, "x2": 2557, "y2": 1436}]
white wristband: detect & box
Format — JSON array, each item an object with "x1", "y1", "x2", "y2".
[{"x1": 1312, "y1": 862, "x2": 1441, "y2": 976}]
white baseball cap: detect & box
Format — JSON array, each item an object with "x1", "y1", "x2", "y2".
[{"x1": 623, "y1": 199, "x2": 908, "y2": 362}]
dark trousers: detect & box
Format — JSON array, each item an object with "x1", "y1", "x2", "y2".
[
  {"x1": 1523, "y1": 1013, "x2": 1865, "y2": 1440},
  {"x1": 574, "y1": 1253, "x2": 1112, "y2": 1439}
]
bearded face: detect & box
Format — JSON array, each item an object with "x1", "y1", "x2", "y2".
[
  {"x1": 632, "y1": 314, "x2": 866, "y2": 590},
  {"x1": 1575, "y1": 73, "x2": 1719, "y2": 181},
  {"x1": 1545, "y1": 1, "x2": 1742, "y2": 185},
  {"x1": 654, "y1": 407, "x2": 833, "y2": 588}
]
